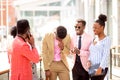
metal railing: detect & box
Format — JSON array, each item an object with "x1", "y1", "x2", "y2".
[{"x1": 110, "y1": 45, "x2": 120, "y2": 79}]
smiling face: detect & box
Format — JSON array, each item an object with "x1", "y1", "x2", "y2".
[
  {"x1": 93, "y1": 22, "x2": 104, "y2": 35},
  {"x1": 75, "y1": 22, "x2": 85, "y2": 35}
]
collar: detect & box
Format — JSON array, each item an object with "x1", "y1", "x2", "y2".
[{"x1": 17, "y1": 35, "x2": 26, "y2": 42}]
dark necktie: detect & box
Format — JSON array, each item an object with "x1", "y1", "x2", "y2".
[
  {"x1": 78, "y1": 36, "x2": 81, "y2": 49},
  {"x1": 76, "y1": 36, "x2": 81, "y2": 62}
]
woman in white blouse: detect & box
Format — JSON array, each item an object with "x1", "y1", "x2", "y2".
[{"x1": 88, "y1": 14, "x2": 111, "y2": 80}]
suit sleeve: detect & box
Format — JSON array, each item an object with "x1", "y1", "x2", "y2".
[
  {"x1": 41, "y1": 34, "x2": 50, "y2": 70},
  {"x1": 100, "y1": 37, "x2": 111, "y2": 69},
  {"x1": 79, "y1": 50, "x2": 89, "y2": 57}
]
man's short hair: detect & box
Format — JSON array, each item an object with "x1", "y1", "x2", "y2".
[
  {"x1": 56, "y1": 26, "x2": 67, "y2": 39},
  {"x1": 77, "y1": 19, "x2": 86, "y2": 26}
]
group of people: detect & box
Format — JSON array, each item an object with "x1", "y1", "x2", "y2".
[{"x1": 8, "y1": 14, "x2": 111, "y2": 80}]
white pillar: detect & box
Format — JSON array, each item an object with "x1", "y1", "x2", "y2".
[
  {"x1": 84, "y1": 0, "x2": 89, "y2": 33},
  {"x1": 118, "y1": 0, "x2": 120, "y2": 45},
  {"x1": 112, "y1": 0, "x2": 118, "y2": 46},
  {"x1": 95, "y1": 0, "x2": 100, "y2": 19},
  {"x1": 76, "y1": 0, "x2": 84, "y2": 18},
  {"x1": 84, "y1": 0, "x2": 95, "y2": 36},
  {"x1": 100, "y1": 0, "x2": 108, "y2": 35},
  {"x1": 100, "y1": 0, "x2": 107, "y2": 14}
]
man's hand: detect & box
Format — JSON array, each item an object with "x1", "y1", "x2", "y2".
[
  {"x1": 45, "y1": 70, "x2": 51, "y2": 77},
  {"x1": 58, "y1": 41, "x2": 64, "y2": 50},
  {"x1": 73, "y1": 47, "x2": 80, "y2": 54}
]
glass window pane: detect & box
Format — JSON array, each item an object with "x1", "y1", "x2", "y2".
[
  {"x1": 49, "y1": 2, "x2": 61, "y2": 6},
  {"x1": 24, "y1": 11, "x2": 33, "y2": 16},
  {"x1": 35, "y1": 11, "x2": 47, "y2": 16},
  {"x1": 49, "y1": 11, "x2": 60, "y2": 16},
  {"x1": 67, "y1": 0, "x2": 75, "y2": 6}
]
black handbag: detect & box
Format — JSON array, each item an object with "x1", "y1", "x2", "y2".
[{"x1": 89, "y1": 68, "x2": 108, "y2": 80}]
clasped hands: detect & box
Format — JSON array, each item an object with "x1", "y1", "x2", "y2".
[
  {"x1": 58, "y1": 41, "x2": 64, "y2": 50},
  {"x1": 71, "y1": 47, "x2": 80, "y2": 54}
]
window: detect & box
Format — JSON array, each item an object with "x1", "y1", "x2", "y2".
[
  {"x1": 49, "y1": 11, "x2": 60, "y2": 16},
  {"x1": 35, "y1": 11, "x2": 47, "y2": 16},
  {"x1": 24, "y1": 11, "x2": 33, "y2": 16}
]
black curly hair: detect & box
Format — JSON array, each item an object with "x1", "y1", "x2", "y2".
[
  {"x1": 95, "y1": 14, "x2": 107, "y2": 27},
  {"x1": 56, "y1": 26, "x2": 67, "y2": 39},
  {"x1": 10, "y1": 26, "x2": 17, "y2": 38}
]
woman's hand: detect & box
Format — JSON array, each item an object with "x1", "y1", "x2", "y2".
[
  {"x1": 27, "y1": 35, "x2": 35, "y2": 48},
  {"x1": 95, "y1": 67, "x2": 102, "y2": 75},
  {"x1": 87, "y1": 60, "x2": 91, "y2": 69}
]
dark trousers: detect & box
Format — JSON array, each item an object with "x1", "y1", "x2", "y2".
[{"x1": 72, "y1": 61, "x2": 89, "y2": 80}]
